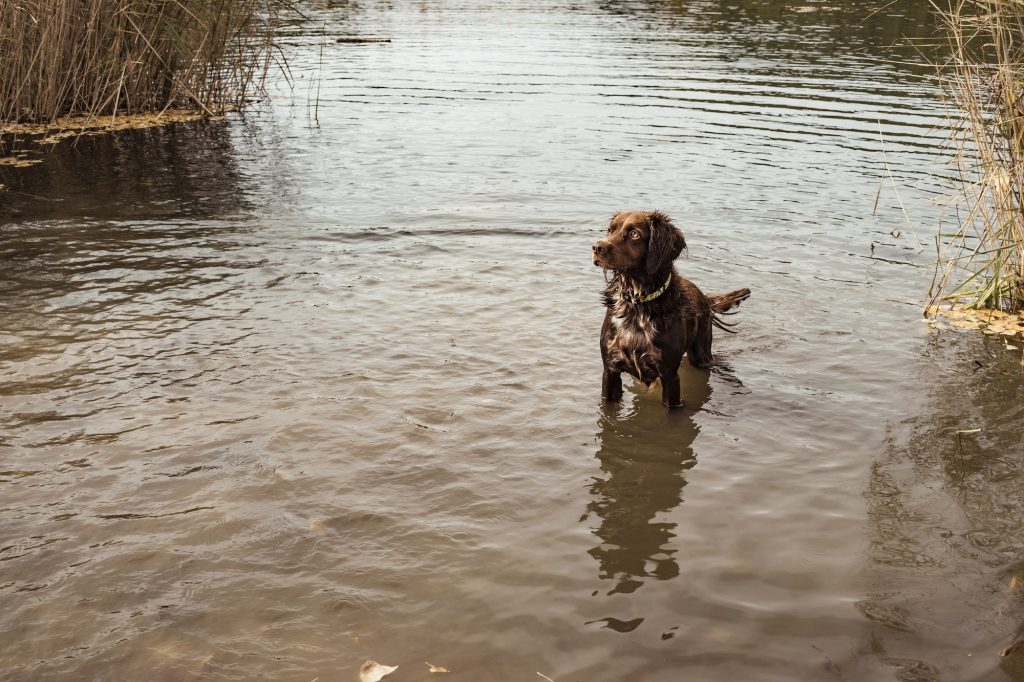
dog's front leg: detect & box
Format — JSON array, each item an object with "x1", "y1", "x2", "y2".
[
  {"x1": 602, "y1": 369, "x2": 623, "y2": 402},
  {"x1": 659, "y1": 353, "x2": 684, "y2": 408},
  {"x1": 600, "y1": 316, "x2": 622, "y2": 402},
  {"x1": 660, "y1": 370, "x2": 683, "y2": 408}
]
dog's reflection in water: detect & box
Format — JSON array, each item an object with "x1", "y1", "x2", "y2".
[{"x1": 585, "y1": 363, "x2": 712, "y2": 598}]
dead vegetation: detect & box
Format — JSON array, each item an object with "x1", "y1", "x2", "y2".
[
  {"x1": 927, "y1": 303, "x2": 1024, "y2": 337},
  {"x1": 0, "y1": 0, "x2": 285, "y2": 130},
  {"x1": 929, "y1": 0, "x2": 1024, "y2": 315}
]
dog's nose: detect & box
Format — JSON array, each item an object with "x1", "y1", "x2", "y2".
[{"x1": 593, "y1": 240, "x2": 609, "y2": 255}]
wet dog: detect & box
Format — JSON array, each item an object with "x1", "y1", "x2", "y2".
[{"x1": 592, "y1": 210, "x2": 750, "y2": 408}]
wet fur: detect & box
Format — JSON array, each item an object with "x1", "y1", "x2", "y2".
[{"x1": 593, "y1": 211, "x2": 750, "y2": 408}]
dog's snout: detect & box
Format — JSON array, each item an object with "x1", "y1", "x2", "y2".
[{"x1": 592, "y1": 240, "x2": 609, "y2": 255}]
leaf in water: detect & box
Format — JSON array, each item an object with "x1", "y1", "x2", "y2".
[
  {"x1": 309, "y1": 518, "x2": 328, "y2": 531},
  {"x1": 426, "y1": 661, "x2": 450, "y2": 673},
  {"x1": 1002, "y1": 640, "x2": 1024, "y2": 657},
  {"x1": 927, "y1": 305, "x2": 1024, "y2": 337},
  {"x1": 359, "y1": 661, "x2": 398, "y2": 682}
]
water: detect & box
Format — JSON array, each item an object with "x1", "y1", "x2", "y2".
[{"x1": 2, "y1": 1, "x2": 1023, "y2": 680}]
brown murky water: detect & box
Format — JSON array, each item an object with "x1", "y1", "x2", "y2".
[{"x1": 3, "y1": 1, "x2": 1024, "y2": 680}]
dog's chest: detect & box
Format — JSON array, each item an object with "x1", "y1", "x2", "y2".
[{"x1": 606, "y1": 296, "x2": 662, "y2": 381}]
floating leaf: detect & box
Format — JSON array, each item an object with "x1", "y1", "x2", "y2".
[
  {"x1": 359, "y1": 661, "x2": 398, "y2": 682},
  {"x1": 929, "y1": 305, "x2": 1024, "y2": 336},
  {"x1": 426, "y1": 661, "x2": 450, "y2": 673}
]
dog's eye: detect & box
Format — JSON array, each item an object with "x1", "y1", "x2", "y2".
[{"x1": 629, "y1": 230, "x2": 641, "y2": 240}]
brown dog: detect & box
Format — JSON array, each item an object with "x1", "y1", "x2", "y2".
[{"x1": 592, "y1": 210, "x2": 750, "y2": 408}]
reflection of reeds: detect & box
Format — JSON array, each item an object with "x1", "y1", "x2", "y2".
[
  {"x1": 0, "y1": 0, "x2": 283, "y2": 126},
  {"x1": 930, "y1": 0, "x2": 1024, "y2": 313}
]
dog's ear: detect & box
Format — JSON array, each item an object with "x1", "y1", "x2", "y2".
[{"x1": 645, "y1": 211, "x2": 686, "y2": 274}]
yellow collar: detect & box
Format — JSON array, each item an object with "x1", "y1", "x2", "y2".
[{"x1": 622, "y1": 272, "x2": 672, "y2": 305}]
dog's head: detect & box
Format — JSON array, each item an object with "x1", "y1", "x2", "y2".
[{"x1": 592, "y1": 210, "x2": 686, "y2": 275}]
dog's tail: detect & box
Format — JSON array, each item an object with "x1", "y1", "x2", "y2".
[
  {"x1": 708, "y1": 288, "x2": 751, "y2": 333},
  {"x1": 709, "y1": 288, "x2": 750, "y2": 313}
]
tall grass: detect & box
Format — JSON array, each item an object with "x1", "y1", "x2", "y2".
[
  {"x1": 0, "y1": 0, "x2": 283, "y2": 126},
  {"x1": 930, "y1": 0, "x2": 1024, "y2": 313}
]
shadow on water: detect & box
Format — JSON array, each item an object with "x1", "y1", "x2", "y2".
[
  {"x1": 0, "y1": 215, "x2": 260, "y2": 368},
  {"x1": 0, "y1": 117, "x2": 263, "y2": 337},
  {"x1": 0, "y1": 121, "x2": 273, "y2": 432},
  {"x1": 0, "y1": 119, "x2": 251, "y2": 224},
  {"x1": 597, "y1": 0, "x2": 938, "y2": 67},
  {"x1": 862, "y1": 332, "x2": 1024, "y2": 681},
  {"x1": 584, "y1": 364, "x2": 712, "y2": 632}
]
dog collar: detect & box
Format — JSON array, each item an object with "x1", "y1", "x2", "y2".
[{"x1": 621, "y1": 272, "x2": 673, "y2": 305}]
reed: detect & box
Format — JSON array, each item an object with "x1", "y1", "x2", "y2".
[
  {"x1": 0, "y1": 0, "x2": 282, "y2": 127},
  {"x1": 930, "y1": 0, "x2": 1024, "y2": 313}
]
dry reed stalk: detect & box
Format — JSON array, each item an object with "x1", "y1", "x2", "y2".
[
  {"x1": 0, "y1": 0, "x2": 283, "y2": 128},
  {"x1": 929, "y1": 0, "x2": 1024, "y2": 313}
]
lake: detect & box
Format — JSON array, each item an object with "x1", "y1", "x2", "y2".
[{"x1": 3, "y1": 0, "x2": 1024, "y2": 680}]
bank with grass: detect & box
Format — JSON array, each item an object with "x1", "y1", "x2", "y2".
[
  {"x1": 0, "y1": 0, "x2": 283, "y2": 130},
  {"x1": 931, "y1": 0, "x2": 1024, "y2": 315}
]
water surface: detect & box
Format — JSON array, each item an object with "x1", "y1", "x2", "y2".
[{"x1": 3, "y1": 1, "x2": 1024, "y2": 680}]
